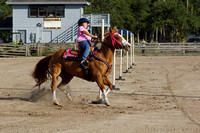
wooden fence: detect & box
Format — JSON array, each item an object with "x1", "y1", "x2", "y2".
[
  {"x1": 135, "y1": 42, "x2": 200, "y2": 55},
  {"x1": 1, "y1": 42, "x2": 200, "y2": 57},
  {"x1": 0, "y1": 43, "x2": 30, "y2": 57},
  {"x1": 0, "y1": 43, "x2": 75, "y2": 57}
]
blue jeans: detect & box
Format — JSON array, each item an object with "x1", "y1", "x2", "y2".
[{"x1": 78, "y1": 40, "x2": 90, "y2": 61}]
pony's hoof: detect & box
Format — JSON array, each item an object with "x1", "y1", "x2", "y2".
[
  {"x1": 92, "y1": 99, "x2": 104, "y2": 104},
  {"x1": 66, "y1": 93, "x2": 72, "y2": 101},
  {"x1": 53, "y1": 101, "x2": 61, "y2": 107},
  {"x1": 105, "y1": 101, "x2": 110, "y2": 106}
]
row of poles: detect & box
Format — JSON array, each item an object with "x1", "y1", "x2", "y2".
[
  {"x1": 101, "y1": 19, "x2": 135, "y2": 90},
  {"x1": 112, "y1": 31, "x2": 135, "y2": 90}
]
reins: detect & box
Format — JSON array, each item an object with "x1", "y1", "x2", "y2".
[
  {"x1": 92, "y1": 32, "x2": 122, "y2": 77},
  {"x1": 92, "y1": 54, "x2": 112, "y2": 77}
]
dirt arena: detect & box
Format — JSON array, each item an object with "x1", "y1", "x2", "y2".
[{"x1": 0, "y1": 56, "x2": 200, "y2": 133}]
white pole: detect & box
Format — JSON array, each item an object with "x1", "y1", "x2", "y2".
[
  {"x1": 126, "y1": 30, "x2": 129, "y2": 72},
  {"x1": 119, "y1": 30, "x2": 123, "y2": 79},
  {"x1": 112, "y1": 50, "x2": 116, "y2": 88},
  {"x1": 101, "y1": 19, "x2": 104, "y2": 42},
  {"x1": 112, "y1": 49, "x2": 119, "y2": 90},
  {"x1": 132, "y1": 34, "x2": 135, "y2": 65},
  {"x1": 130, "y1": 33, "x2": 133, "y2": 68}
]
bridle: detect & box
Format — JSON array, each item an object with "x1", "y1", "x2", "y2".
[
  {"x1": 92, "y1": 32, "x2": 123, "y2": 77},
  {"x1": 102, "y1": 32, "x2": 123, "y2": 49},
  {"x1": 109, "y1": 32, "x2": 122, "y2": 48}
]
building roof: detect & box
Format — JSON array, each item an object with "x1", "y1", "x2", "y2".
[{"x1": 6, "y1": 0, "x2": 89, "y2": 5}]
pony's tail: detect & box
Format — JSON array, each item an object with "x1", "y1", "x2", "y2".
[{"x1": 32, "y1": 55, "x2": 52, "y2": 88}]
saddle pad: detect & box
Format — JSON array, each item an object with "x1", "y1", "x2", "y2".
[{"x1": 63, "y1": 49, "x2": 79, "y2": 60}]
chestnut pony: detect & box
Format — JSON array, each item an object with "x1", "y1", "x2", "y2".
[{"x1": 32, "y1": 27, "x2": 130, "y2": 106}]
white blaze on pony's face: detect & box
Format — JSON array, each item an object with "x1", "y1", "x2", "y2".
[
  {"x1": 105, "y1": 26, "x2": 131, "y2": 51},
  {"x1": 118, "y1": 34, "x2": 131, "y2": 51}
]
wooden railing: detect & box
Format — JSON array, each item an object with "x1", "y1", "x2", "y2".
[
  {"x1": 0, "y1": 43, "x2": 29, "y2": 57},
  {"x1": 2, "y1": 42, "x2": 200, "y2": 57},
  {"x1": 135, "y1": 42, "x2": 200, "y2": 55}
]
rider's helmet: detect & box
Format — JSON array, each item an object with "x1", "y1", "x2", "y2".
[{"x1": 78, "y1": 18, "x2": 90, "y2": 26}]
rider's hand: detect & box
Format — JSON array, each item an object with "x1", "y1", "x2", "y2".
[{"x1": 93, "y1": 35, "x2": 98, "y2": 38}]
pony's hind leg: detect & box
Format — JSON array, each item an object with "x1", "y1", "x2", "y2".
[
  {"x1": 50, "y1": 66, "x2": 61, "y2": 106},
  {"x1": 57, "y1": 72, "x2": 73, "y2": 101}
]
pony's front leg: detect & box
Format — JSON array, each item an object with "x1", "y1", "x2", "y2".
[
  {"x1": 103, "y1": 76, "x2": 112, "y2": 95},
  {"x1": 96, "y1": 76, "x2": 110, "y2": 106},
  {"x1": 98, "y1": 76, "x2": 112, "y2": 101}
]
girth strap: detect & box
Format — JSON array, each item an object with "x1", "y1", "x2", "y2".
[{"x1": 92, "y1": 54, "x2": 112, "y2": 77}]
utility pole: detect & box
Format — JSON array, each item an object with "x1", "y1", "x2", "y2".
[{"x1": 186, "y1": 0, "x2": 189, "y2": 12}]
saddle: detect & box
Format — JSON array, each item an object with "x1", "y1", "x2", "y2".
[
  {"x1": 62, "y1": 46, "x2": 98, "y2": 81},
  {"x1": 62, "y1": 46, "x2": 97, "y2": 61},
  {"x1": 63, "y1": 39, "x2": 103, "y2": 81}
]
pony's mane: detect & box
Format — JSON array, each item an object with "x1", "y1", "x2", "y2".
[{"x1": 104, "y1": 26, "x2": 118, "y2": 38}]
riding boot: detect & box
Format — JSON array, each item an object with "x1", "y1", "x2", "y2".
[{"x1": 80, "y1": 60, "x2": 89, "y2": 79}]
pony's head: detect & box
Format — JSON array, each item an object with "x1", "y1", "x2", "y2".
[{"x1": 103, "y1": 26, "x2": 131, "y2": 51}]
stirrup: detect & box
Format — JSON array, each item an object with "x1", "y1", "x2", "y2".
[{"x1": 81, "y1": 59, "x2": 88, "y2": 66}]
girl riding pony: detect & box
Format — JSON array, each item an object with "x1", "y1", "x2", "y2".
[{"x1": 77, "y1": 18, "x2": 98, "y2": 72}]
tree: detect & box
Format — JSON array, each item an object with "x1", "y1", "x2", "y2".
[
  {"x1": 84, "y1": 0, "x2": 134, "y2": 35},
  {"x1": 0, "y1": 0, "x2": 12, "y2": 20},
  {"x1": 130, "y1": 0, "x2": 151, "y2": 42}
]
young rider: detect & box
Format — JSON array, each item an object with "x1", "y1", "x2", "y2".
[{"x1": 77, "y1": 18, "x2": 98, "y2": 71}]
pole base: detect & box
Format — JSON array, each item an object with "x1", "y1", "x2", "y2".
[
  {"x1": 123, "y1": 69, "x2": 131, "y2": 73},
  {"x1": 112, "y1": 85, "x2": 120, "y2": 90},
  {"x1": 116, "y1": 76, "x2": 125, "y2": 81}
]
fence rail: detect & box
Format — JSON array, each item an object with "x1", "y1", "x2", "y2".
[
  {"x1": 135, "y1": 42, "x2": 200, "y2": 55},
  {"x1": 1, "y1": 42, "x2": 200, "y2": 57},
  {"x1": 0, "y1": 43, "x2": 29, "y2": 57}
]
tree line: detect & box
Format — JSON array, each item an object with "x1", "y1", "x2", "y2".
[
  {"x1": 85, "y1": 0, "x2": 200, "y2": 42},
  {"x1": 0, "y1": 0, "x2": 199, "y2": 43}
]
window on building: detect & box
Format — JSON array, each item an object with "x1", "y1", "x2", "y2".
[
  {"x1": 56, "y1": 6, "x2": 64, "y2": 17},
  {"x1": 47, "y1": 6, "x2": 55, "y2": 17},
  {"x1": 38, "y1": 7, "x2": 46, "y2": 17},
  {"x1": 29, "y1": 5, "x2": 64, "y2": 18},
  {"x1": 30, "y1": 7, "x2": 38, "y2": 17}
]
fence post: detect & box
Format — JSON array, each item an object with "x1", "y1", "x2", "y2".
[
  {"x1": 156, "y1": 43, "x2": 158, "y2": 55},
  {"x1": 25, "y1": 46, "x2": 29, "y2": 57},
  {"x1": 37, "y1": 43, "x2": 40, "y2": 56},
  {"x1": 182, "y1": 43, "x2": 185, "y2": 55}
]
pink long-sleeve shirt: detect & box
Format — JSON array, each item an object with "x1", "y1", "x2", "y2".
[{"x1": 77, "y1": 26, "x2": 91, "y2": 43}]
